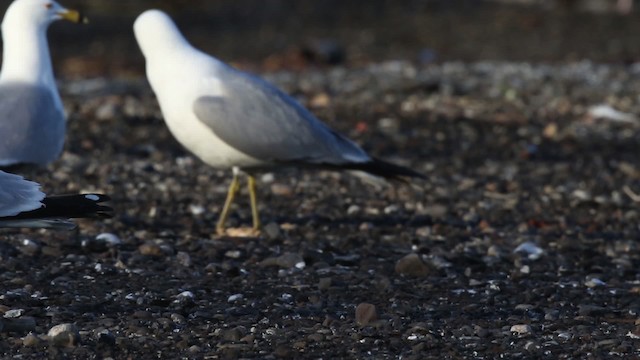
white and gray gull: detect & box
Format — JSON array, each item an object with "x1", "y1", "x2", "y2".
[
  {"x1": 0, "y1": 170, "x2": 112, "y2": 229},
  {"x1": 0, "y1": 0, "x2": 86, "y2": 166},
  {"x1": 133, "y1": 9, "x2": 425, "y2": 235}
]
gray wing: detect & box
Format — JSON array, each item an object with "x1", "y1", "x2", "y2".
[
  {"x1": 0, "y1": 83, "x2": 65, "y2": 166},
  {"x1": 192, "y1": 69, "x2": 369, "y2": 165},
  {"x1": 0, "y1": 170, "x2": 45, "y2": 217}
]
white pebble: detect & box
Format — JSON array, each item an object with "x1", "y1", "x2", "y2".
[{"x1": 514, "y1": 241, "x2": 544, "y2": 260}]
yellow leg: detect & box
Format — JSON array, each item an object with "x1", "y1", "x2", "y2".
[
  {"x1": 216, "y1": 173, "x2": 241, "y2": 235},
  {"x1": 248, "y1": 175, "x2": 261, "y2": 232}
]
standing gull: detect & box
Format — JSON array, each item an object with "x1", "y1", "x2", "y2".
[
  {"x1": 0, "y1": 170, "x2": 113, "y2": 229},
  {"x1": 134, "y1": 10, "x2": 425, "y2": 235},
  {"x1": 0, "y1": 0, "x2": 86, "y2": 166}
]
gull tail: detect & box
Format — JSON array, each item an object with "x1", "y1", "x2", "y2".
[
  {"x1": 0, "y1": 194, "x2": 113, "y2": 229},
  {"x1": 343, "y1": 158, "x2": 426, "y2": 182}
]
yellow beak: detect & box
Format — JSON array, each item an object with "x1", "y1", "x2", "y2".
[{"x1": 58, "y1": 9, "x2": 88, "y2": 24}]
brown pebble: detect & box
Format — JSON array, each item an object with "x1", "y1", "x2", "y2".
[
  {"x1": 138, "y1": 242, "x2": 164, "y2": 257},
  {"x1": 22, "y1": 333, "x2": 42, "y2": 347},
  {"x1": 355, "y1": 302, "x2": 377, "y2": 326},
  {"x1": 395, "y1": 253, "x2": 429, "y2": 277}
]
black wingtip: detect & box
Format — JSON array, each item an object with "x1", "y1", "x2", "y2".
[
  {"x1": 16, "y1": 193, "x2": 114, "y2": 220},
  {"x1": 339, "y1": 158, "x2": 426, "y2": 182}
]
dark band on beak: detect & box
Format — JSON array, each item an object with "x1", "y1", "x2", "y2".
[{"x1": 58, "y1": 9, "x2": 88, "y2": 24}]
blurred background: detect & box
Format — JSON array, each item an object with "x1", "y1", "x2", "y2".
[{"x1": 2, "y1": 0, "x2": 640, "y2": 77}]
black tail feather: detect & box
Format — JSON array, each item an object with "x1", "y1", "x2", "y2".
[
  {"x1": 8, "y1": 194, "x2": 113, "y2": 220},
  {"x1": 337, "y1": 158, "x2": 426, "y2": 181}
]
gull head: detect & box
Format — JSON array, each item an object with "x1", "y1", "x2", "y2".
[
  {"x1": 3, "y1": 0, "x2": 87, "y2": 29},
  {"x1": 134, "y1": 9, "x2": 188, "y2": 59}
]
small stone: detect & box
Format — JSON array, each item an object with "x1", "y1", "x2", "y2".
[
  {"x1": 176, "y1": 251, "x2": 192, "y2": 267},
  {"x1": 513, "y1": 242, "x2": 544, "y2": 260},
  {"x1": 578, "y1": 305, "x2": 607, "y2": 316},
  {"x1": 270, "y1": 183, "x2": 293, "y2": 196},
  {"x1": 262, "y1": 222, "x2": 281, "y2": 239},
  {"x1": 4, "y1": 309, "x2": 24, "y2": 318},
  {"x1": 223, "y1": 327, "x2": 245, "y2": 342},
  {"x1": 138, "y1": 242, "x2": 164, "y2": 257},
  {"x1": 189, "y1": 204, "x2": 205, "y2": 215},
  {"x1": 355, "y1": 303, "x2": 377, "y2": 326},
  {"x1": 228, "y1": 293, "x2": 244, "y2": 302},
  {"x1": 188, "y1": 345, "x2": 202, "y2": 353},
  {"x1": 310, "y1": 92, "x2": 331, "y2": 108},
  {"x1": 95, "y1": 233, "x2": 122, "y2": 247},
  {"x1": 318, "y1": 277, "x2": 332, "y2": 291},
  {"x1": 95, "y1": 329, "x2": 116, "y2": 346},
  {"x1": 542, "y1": 122, "x2": 558, "y2": 138},
  {"x1": 22, "y1": 333, "x2": 42, "y2": 347},
  {"x1": 19, "y1": 239, "x2": 40, "y2": 256},
  {"x1": 48, "y1": 323, "x2": 80, "y2": 347},
  {"x1": 395, "y1": 253, "x2": 429, "y2": 277},
  {"x1": 240, "y1": 334, "x2": 255, "y2": 343},
  {"x1": 224, "y1": 250, "x2": 242, "y2": 259},
  {"x1": 170, "y1": 313, "x2": 187, "y2": 325},
  {"x1": 585, "y1": 277, "x2": 606, "y2": 288},
  {"x1": 510, "y1": 324, "x2": 532, "y2": 335},
  {"x1": 259, "y1": 252, "x2": 305, "y2": 269}
]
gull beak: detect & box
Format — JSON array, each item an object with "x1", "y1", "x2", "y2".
[{"x1": 58, "y1": 9, "x2": 88, "y2": 24}]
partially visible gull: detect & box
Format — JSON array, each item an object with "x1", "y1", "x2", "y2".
[
  {"x1": 0, "y1": 170, "x2": 112, "y2": 229},
  {"x1": 133, "y1": 10, "x2": 425, "y2": 235},
  {"x1": 0, "y1": 0, "x2": 87, "y2": 166}
]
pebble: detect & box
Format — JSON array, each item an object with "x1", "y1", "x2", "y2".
[
  {"x1": 395, "y1": 253, "x2": 429, "y2": 277},
  {"x1": 19, "y1": 239, "x2": 40, "y2": 256},
  {"x1": 138, "y1": 242, "x2": 165, "y2": 257},
  {"x1": 510, "y1": 324, "x2": 532, "y2": 335},
  {"x1": 22, "y1": 333, "x2": 42, "y2": 347},
  {"x1": 176, "y1": 251, "x2": 192, "y2": 267},
  {"x1": 48, "y1": 323, "x2": 81, "y2": 347},
  {"x1": 513, "y1": 241, "x2": 544, "y2": 260},
  {"x1": 318, "y1": 277, "x2": 332, "y2": 290},
  {"x1": 259, "y1": 252, "x2": 305, "y2": 269},
  {"x1": 262, "y1": 222, "x2": 282, "y2": 239},
  {"x1": 95, "y1": 329, "x2": 116, "y2": 345},
  {"x1": 270, "y1": 183, "x2": 294, "y2": 196},
  {"x1": 222, "y1": 326, "x2": 245, "y2": 341},
  {"x1": 355, "y1": 303, "x2": 378, "y2": 326},
  {"x1": 188, "y1": 345, "x2": 202, "y2": 353},
  {"x1": 95, "y1": 233, "x2": 122, "y2": 247},
  {"x1": 4, "y1": 309, "x2": 24, "y2": 318}
]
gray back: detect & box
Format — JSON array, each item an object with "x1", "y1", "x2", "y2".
[{"x1": 0, "y1": 82, "x2": 65, "y2": 166}]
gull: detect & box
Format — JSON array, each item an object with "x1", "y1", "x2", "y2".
[
  {"x1": 0, "y1": 0, "x2": 87, "y2": 166},
  {"x1": 134, "y1": 10, "x2": 425, "y2": 235},
  {"x1": 0, "y1": 170, "x2": 112, "y2": 229}
]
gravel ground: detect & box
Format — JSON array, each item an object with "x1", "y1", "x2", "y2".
[{"x1": 0, "y1": 60, "x2": 640, "y2": 358}]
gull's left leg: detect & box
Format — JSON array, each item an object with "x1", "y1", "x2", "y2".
[
  {"x1": 247, "y1": 174, "x2": 261, "y2": 233},
  {"x1": 216, "y1": 169, "x2": 241, "y2": 235}
]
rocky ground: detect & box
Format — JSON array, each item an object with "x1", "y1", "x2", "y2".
[{"x1": 2, "y1": 1, "x2": 640, "y2": 359}]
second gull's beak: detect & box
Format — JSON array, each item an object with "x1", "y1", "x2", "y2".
[{"x1": 58, "y1": 9, "x2": 88, "y2": 24}]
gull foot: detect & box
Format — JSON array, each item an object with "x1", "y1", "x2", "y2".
[{"x1": 219, "y1": 226, "x2": 261, "y2": 238}]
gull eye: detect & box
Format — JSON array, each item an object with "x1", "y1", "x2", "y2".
[{"x1": 45, "y1": 3, "x2": 53, "y2": 9}]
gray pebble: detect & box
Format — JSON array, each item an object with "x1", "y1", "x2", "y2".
[{"x1": 48, "y1": 323, "x2": 80, "y2": 347}]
